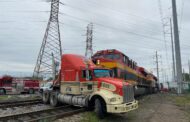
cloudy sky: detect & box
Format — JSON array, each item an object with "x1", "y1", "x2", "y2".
[{"x1": 0, "y1": 0, "x2": 189, "y2": 82}]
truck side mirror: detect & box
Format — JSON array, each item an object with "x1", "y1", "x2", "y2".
[
  {"x1": 86, "y1": 70, "x2": 93, "y2": 81},
  {"x1": 89, "y1": 75, "x2": 93, "y2": 80},
  {"x1": 82, "y1": 70, "x2": 93, "y2": 80}
]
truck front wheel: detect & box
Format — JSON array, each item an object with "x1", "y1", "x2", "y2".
[
  {"x1": 50, "y1": 92, "x2": 58, "y2": 107},
  {"x1": 29, "y1": 89, "x2": 34, "y2": 94},
  {"x1": 0, "y1": 89, "x2": 6, "y2": 95},
  {"x1": 43, "y1": 91, "x2": 50, "y2": 104},
  {"x1": 94, "y1": 98, "x2": 106, "y2": 119}
]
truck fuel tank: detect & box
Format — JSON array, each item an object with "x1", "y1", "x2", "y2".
[{"x1": 58, "y1": 94, "x2": 88, "y2": 107}]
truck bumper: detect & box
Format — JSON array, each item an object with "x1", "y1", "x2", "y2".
[{"x1": 106, "y1": 100, "x2": 138, "y2": 113}]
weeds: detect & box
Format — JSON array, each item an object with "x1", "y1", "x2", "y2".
[{"x1": 81, "y1": 112, "x2": 100, "y2": 122}]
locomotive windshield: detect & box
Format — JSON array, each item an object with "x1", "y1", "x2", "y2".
[
  {"x1": 104, "y1": 54, "x2": 120, "y2": 60},
  {"x1": 94, "y1": 69, "x2": 111, "y2": 78}
]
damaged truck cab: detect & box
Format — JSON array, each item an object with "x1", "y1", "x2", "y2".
[{"x1": 43, "y1": 54, "x2": 138, "y2": 118}]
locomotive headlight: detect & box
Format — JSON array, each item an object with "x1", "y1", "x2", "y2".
[{"x1": 97, "y1": 60, "x2": 100, "y2": 65}]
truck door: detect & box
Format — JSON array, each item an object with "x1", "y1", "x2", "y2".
[
  {"x1": 80, "y1": 69, "x2": 97, "y2": 94},
  {"x1": 16, "y1": 80, "x2": 24, "y2": 93}
]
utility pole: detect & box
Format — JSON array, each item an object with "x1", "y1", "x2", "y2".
[
  {"x1": 155, "y1": 51, "x2": 160, "y2": 83},
  {"x1": 85, "y1": 23, "x2": 93, "y2": 59},
  {"x1": 189, "y1": 60, "x2": 190, "y2": 81},
  {"x1": 33, "y1": 0, "x2": 62, "y2": 80},
  {"x1": 170, "y1": 18, "x2": 176, "y2": 82},
  {"x1": 172, "y1": 0, "x2": 183, "y2": 94},
  {"x1": 182, "y1": 69, "x2": 185, "y2": 81}
]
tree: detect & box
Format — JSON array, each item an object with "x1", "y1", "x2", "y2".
[{"x1": 182, "y1": 73, "x2": 190, "y2": 82}]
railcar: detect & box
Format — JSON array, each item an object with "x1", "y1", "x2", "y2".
[{"x1": 92, "y1": 49, "x2": 159, "y2": 96}]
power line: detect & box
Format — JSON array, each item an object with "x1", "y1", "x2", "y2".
[
  {"x1": 59, "y1": 12, "x2": 190, "y2": 49},
  {"x1": 82, "y1": 0, "x2": 162, "y2": 23},
  {"x1": 62, "y1": 3, "x2": 163, "y2": 35},
  {"x1": 179, "y1": 0, "x2": 185, "y2": 30},
  {"x1": 59, "y1": 13, "x2": 165, "y2": 42}
]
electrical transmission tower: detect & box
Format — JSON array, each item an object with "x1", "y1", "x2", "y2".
[
  {"x1": 85, "y1": 23, "x2": 93, "y2": 59},
  {"x1": 33, "y1": 0, "x2": 62, "y2": 80},
  {"x1": 159, "y1": 17, "x2": 176, "y2": 82},
  {"x1": 157, "y1": 0, "x2": 171, "y2": 82}
]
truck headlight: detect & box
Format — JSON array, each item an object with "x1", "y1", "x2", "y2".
[{"x1": 109, "y1": 97, "x2": 117, "y2": 102}]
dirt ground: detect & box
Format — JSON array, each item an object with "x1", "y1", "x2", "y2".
[{"x1": 55, "y1": 93, "x2": 190, "y2": 122}]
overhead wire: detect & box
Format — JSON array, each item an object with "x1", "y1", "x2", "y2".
[
  {"x1": 59, "y1": 12, "x2": 190, "y2": 49},
  {"x1": 61, "y1": 2, "x2": 163, "y2": 36}
]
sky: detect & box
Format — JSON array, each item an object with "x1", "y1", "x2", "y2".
[{"x1": 0, "y1": 0, "x2": 189, "y2": 82}]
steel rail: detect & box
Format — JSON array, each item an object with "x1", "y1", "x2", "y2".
[
  {"x1": 0, "y1": 105, "x2": 85, "y2": 122},
  {"x1": 0, "y1": 99, "x2": 42, "y2": 109}
]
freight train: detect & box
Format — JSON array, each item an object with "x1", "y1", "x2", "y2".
[
  {"x1": 0, "y1": 76, "x2": 39, "y2": 95},
  {"x1": 92, "y1": 49, "x2": 159, "y2": 96},
  {"x1": 42, "y1": 54, "x2": 138, "y2": 118}
]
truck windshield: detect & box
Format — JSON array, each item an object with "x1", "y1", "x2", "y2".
[{"x1": 94, "y1": 69, "x2": 110, "y2": 78}]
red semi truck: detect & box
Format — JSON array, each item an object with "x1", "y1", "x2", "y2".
[
  {"x1": 0, "y1": 76, "x2": 39, "y2": 95},
  {"x1": 42, "y1": 54, "x2": 138, "y2": 118}
]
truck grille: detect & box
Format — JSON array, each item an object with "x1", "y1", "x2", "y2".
[{"x1": 123, "y1": 85, "x2": 134, "y2": 103}]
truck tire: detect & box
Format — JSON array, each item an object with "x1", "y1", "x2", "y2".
[
  {"x1": 94, "y1": 98, "x2": 106, "y2": 119},
  {"x1": 50, "y1": 92, "x2": 59, "y2": 107},
  {"x1": 43, "y1": 91, "x2": 50, "y2": 104},
  {"x1": 29, "y1": 89, "x2": 34, "y2": 94},
  {"x1": 0, "y1": 89, "x2": 6, "y2": 95}
]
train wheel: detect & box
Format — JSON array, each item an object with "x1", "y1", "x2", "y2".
[
  {"x1": 43, "y1": 91, "x2": 50, "y2": 104},
  {"x1": 94, "y1": 98, "x2": 106, "y2": 119},
  {"x1": 50, "y1": 92, "x2": 58, "y2": 107}
]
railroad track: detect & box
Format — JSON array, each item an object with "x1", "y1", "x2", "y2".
[
  {"x1": 0, "y1": 93, "x2": 40, "y2": 96},
  {"x1": 0, "y1": 105, "x2": 85, "y2": 122},
  {"x1": 0, "y1": 99, "x2": 42, "y2": 109}
]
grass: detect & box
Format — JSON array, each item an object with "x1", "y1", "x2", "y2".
[
  {"x1": 0, "y1": 94, "x2": 41, "y2": 102},
  {"x1": 171, "y1": 94, "x2": 190, "y2": 107},
  {"x1": 81, "y1": 112, "x2": 100, "y2": 122},
  {"x1": 175, "y1": 95, "x2": 190, "y2": 106},
  {"x1": 0, "y1": 95, "x2": 9, "y2": 100},
  {"x1": 80, "y1": 111, "x2": 136, "y2": 122},
  {"x1": 168, "y1": 93, "x2": 190, "y2": 120}
]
